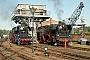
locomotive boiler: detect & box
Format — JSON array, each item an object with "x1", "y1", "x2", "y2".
[
  {"x1": 37, "y1": 21, "x2": 72, "y2": 46},
  {"x1": 9, "y1": 24, "x2": 32, "y2": 45}
]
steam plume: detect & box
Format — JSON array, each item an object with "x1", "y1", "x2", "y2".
[
  {"x1": 49, "y1": 0, "x2": 64, "y2": 20},
  {"x1": 0, "y1": 0, "x2": 18, "y2": 28}
]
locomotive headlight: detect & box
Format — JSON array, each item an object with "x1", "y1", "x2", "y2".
[
  {"x1": 57, "y1": 34, "x2": 59, "y2": 36},
  {"x1": 59, "y1": 26, "x2": 62, "y2": 29},
  {"x1": 28, "y1": 35, "x2": 30, "y2": 36},
  {"x1": 20, "y1": 27, "x2": 24, "y2": 30},
  {"x1": 69, "y1": 35, "x2": 71, "y2": 36},
  {"x1": 63, "y1": 25, "x2": 64, "y2": 27},
  {"x1": 18, "y1": 35, "x2": 19, "y2": 36}
]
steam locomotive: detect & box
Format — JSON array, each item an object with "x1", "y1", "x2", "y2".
[
  {"x1": 37, "y1": 21, "x2": 72, "y2": 46},
  {"x1": 9, "y1": 24, "x2": 32, "y2": 45}
]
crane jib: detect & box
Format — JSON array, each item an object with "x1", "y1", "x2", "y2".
[{"x1": 68, "y1": 2, "x2": 84, "y2": 26}]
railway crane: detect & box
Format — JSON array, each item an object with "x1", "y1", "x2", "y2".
[
  {"x1": 67, "y1": 2, "x2": 88, "y2": 44},
  {"x1": 68, "y1": 2, "x2": 84, "y2": 27}
]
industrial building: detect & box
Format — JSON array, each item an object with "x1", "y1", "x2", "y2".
[
  {"x1": 41, "y1": 18, "x2": 58, "y2": 26},
  {"x1": 11, "y1": 4, "x2": 50, "y2": 42}
]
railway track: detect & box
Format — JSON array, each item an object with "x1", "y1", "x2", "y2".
[
  {"x1": 0, "y1": 40, "x2": 64, "y2": 60},
  {"x1": 23, "y1": 44, "x2": 90, "y2": 60},
  {"x1": 1, "y1": 38, "x2": 90, "y2": 60},
  {"x1": 0, "y1": 47, "x2": 25, "y2": 60},
  {"x1": 0, "y1": 41, "x2": 32, "y2": 60},
  {"x1": 23, "y1": 45, "x2": 64, "y2": 60},
  {"x1": 68, "y1": 45, "x2": 90, "y2": 51},
  {"x1": 0, "y1": 40, "x2": 38, "y2": 60}
]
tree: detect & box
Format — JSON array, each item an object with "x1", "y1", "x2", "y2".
[{"x1": 0, "y1": 29, "x2": 10, "y2": 36}]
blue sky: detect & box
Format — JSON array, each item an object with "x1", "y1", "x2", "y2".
[{"x1": 0, "y1": 0, "x2": 90, "y2": 30}]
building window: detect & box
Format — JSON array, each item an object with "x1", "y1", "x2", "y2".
[{"x1": 40, "y1": 12, "x2": 43, "y2": 15}]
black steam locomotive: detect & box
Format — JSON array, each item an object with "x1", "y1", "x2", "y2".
[
  {"x1": 37, "y1": 21, "x2": 72, "y2": 46},
  {"x1": 9, "y1": 24, "x2": 32, "y2": 45}
]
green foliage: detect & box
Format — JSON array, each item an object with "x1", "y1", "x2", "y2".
[
  {"x1": 72, "y1": 26, "x2": 90, "y2": 35},
  {"x1": 0, "y1": 29, "x2": 10, "y2": 36},
  {"x1": 84, "y1": 26, "x2": 90, "y2": 32}
]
